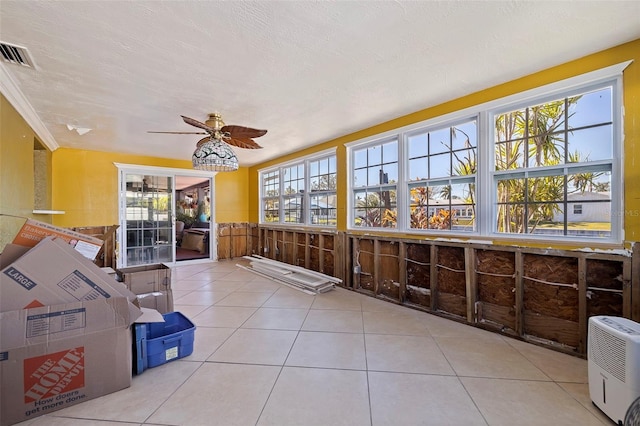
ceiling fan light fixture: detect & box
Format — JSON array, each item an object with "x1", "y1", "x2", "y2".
[{"x1": 192, "y1": 138, "x2": 239, "y2": 172}]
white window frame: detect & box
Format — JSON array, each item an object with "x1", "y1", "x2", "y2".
[
  {"x1": 345, "y1": 61, "x2": 630, "y2": 244},
  {"x1": 259, "y1": 148, "x2": 337, "y2": 227}
]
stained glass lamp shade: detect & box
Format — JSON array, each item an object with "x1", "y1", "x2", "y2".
[{"x1": 192, "y1": 138, "x2": 239, "y2": 172}]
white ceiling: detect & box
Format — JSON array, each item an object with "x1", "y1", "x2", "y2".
[{"x1": 1, "y1": 1, "x2": 639, "y2": 168}]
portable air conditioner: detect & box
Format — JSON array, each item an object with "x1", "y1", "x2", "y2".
[{"x1": 588, "y1": 316, "x2": 640, "y2": 425}]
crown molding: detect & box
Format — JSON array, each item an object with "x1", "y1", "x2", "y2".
[{"x1": 0, "y1": 62, "x2": 59, "y2": 151}]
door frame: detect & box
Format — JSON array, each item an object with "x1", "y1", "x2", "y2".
[{"x1": 115, "y1": 163, "x2": 217, "y2": 268}]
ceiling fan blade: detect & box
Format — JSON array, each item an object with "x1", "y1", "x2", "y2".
[
  {"x1": 147, "y1": 131, "x2": 208, "y2": 135},
  {"x1": 181, "y1": 115, "x2": 215, "y2": 133},
  {"x1": 224, "y1": 136, "x2": 263, "y2": 149},
  {"x1": 222, "y1": 125, "x2": 267, "y2": 139}
]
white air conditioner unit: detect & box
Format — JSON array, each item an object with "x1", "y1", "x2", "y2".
[{"x1": 588, "y1": 316, "x2": 640, "y2": 425}]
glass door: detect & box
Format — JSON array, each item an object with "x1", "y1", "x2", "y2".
[{"x1": 122, "y1": 173, "x2": 174, "y2": 266}]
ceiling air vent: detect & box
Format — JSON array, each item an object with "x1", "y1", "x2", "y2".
[{"x1": 0, "y1": 41, "x2": 34, "y2": 68}]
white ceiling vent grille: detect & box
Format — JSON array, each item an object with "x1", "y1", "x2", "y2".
[{"x1": 0, "y1": 42, "x2": 34, "y2": 68}]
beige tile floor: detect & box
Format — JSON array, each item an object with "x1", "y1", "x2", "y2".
[{"x1": 18, "y1": 259, "x2": 615, "y2": 426}]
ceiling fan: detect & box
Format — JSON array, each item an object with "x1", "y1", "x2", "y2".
[{"x1": 149, "y1": 113, "x2": 267, "y2": 149}]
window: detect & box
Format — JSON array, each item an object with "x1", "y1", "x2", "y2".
[
  {"x1": 259, "y1": 151, "x2": 337, "y2": 226},
  {"x1": 493, "y1": 86, "x2": 613, "y2": 238},
  {"x1": 346, "y1": 62, "x2": 626, "y2": 242},
  {"x1": 309, "y1": 156, "x2": 337, "y2": 225},
  {"x1": 352, "y1": 139, "x2": 398, "y2": 228},
  {"x1": 406, "y1": 119, "x2": 476, "y2": 231},
  {"x1": 261, "y1": 170, "x2": 280, "y2": 223}
]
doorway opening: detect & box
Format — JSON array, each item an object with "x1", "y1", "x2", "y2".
[{"x1": 116, "y1": 163, "x2": 216, "y2": 268}]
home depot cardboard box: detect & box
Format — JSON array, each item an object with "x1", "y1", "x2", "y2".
[
  {"x1": 117, "y1": 264, "x2": 173, "y2": 314},
  {"x1": 1, "y1": 237, "x2": 140, "y2": 318},
  {"x1": 0, "y1": 297, "x2": 134, "y2": 426},
  {"x1": 12, "y1": 218, "x2": 103, "y2": 261}
]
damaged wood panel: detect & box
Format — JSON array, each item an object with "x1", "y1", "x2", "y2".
[
  {"x1": 282, "y1": 231, "x2": 295, "y2": 265},
  {"x1": 217, "y1": 224, "x2": 231, "y2": 259},
  {"x1": 524, "y1": 311, "x2": 580, "y2": 349},
  {"x1": 309, "y1": 233, "x2": 320, "y2": 272},
  {"x1": 523, "y1": 254, "x2": 579, "y2": 348},
  {"x1": 437, "y1": 292, "x2": 467, "y2": 318},
  {"x1": 476, "y1": 250, "x2": 516, "y2": 330},
  {"x1": 249, "y1": 224, "x2": 259, "y2": 255},
  {"x1": 478, "y1": 302, "x2": 517, "y2": 333},
  {"x1": 405, "y1": 243, "x2": 431, "y2": 308},
  {"x1": 296, "y1": 232, "x2": 307, "y2": 267},
  {"x1": 523, "y1": 254, "x2": 579, "y2": 321},
  {"x1": 230, "y1": 224, "x2": 248, "y2": 258},
  {"x1": 378, "y1": 240, "x2": 400, "y2": 301},
  {"x1": 586, "y1": 259, "x2": 624, "y2": 317},
  {"x1": 357, "y1": 239, "x2": 376, "y2": 293},
  {"x1": 436, "y1": 246, "x2": 466, "y2": 317}
]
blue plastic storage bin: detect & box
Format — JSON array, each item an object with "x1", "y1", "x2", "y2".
[{"x1": 132, "y1": 311, "x2": 195, "y2": 375}]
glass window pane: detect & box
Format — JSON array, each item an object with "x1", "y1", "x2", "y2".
[
  {"x1": 382, "y1": 140, "x2": 398, "y2": 163},
  {"x1": 495, "y1": 139, "x2": 525, "y2": 170},
  {"x1": 568, "y1": 125, "x2": 613, "y2": 162},
  {"x1": 527, "y1": 133, "x2": 565, "y2": 168},
  {"x1": 569, "y1": 87, "x2": 612, "y2": 129},
  {"x1": 309, "y1": 160, "x2": 319, "y2": 177},
  {"x1": 354, "y1": 169, "x2": 368, "y2": 187},
  {"x1": 496, "y1": 203, "x2": 525, "y2": 234},
  {"x1": 328, "y1": 156, "x2": 337, "y2": 173},
  {"x1": 429, "y1": 153, "x2": 450, "y2": 178},
  {"x1": 452, "y1": 148, "x2": 476, "y2": 176},
  {"x1": 408, "y1": 133, "x2": 428, "y2": 158},
  {"x1": 568, "y1": 170, "x2": 611, "y2": 195},
  {"x1": 528, "y1": 99, "x2": 567, "y2": 136},
  {"x1": 354, "y1": 149, "x2": 368, "y2": 168},
  {"x1": 567, "y1": 201, "x2": 611, "y2": 237},
  {"x1": 495, "y1": 109, "x2": 525, "y2": 142},
  {"x1": 527, "y1": 203, "x2": 561, "y2": 234},
  {"x1": 383, "y1": 163, "x2": 398, "y2": 183},
  {"x1": 452, "y1": 120, "x2": 477, "y2": 149},
  {"x1": 429, "y1": 128, "x2": 450, "y2": 154},
  {"x1": 368, "y1": 145, "x2": 382, "y2": 165},
  {"x1": 368, "y1": 168, "x2": 381, "y2": 186},
  {"x1": 527, "y1": 176, "x2": 565, "y2": 202},
  {"x1": 409, "y1": 158, "x2": 428, "y2": 181}
]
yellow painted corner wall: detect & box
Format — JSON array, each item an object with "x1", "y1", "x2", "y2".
[
  {"x1": 215, "y1": 168, "x2": 250, "y2": 223},
  {"x1": 51, "y1": 148, "x2": 249, "y2": 227},
  {"x1": 249, "y1": 39, "x2": 640, "y2": 247},
  {"x1": 0, "y1": 94, "x2": 44, "y2": 250}
]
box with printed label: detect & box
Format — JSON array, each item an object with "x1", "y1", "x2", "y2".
[
  {"x1": 12, "y1": 218, "x2": 104, "y2": 261},
  {"x1": 0, "y1": 237, "x2": 140, "y2": 319},
  {"x1": 0, "y1": 297, "x2": 134, "y2": 426}
]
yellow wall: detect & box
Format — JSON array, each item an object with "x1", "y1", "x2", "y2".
[
  {"x1": 249, "y1": 39, "x2": 640, "y2": 248},
  {"x1": 0, "y1": 94, "x2": 52, "y2": 249},
  {"x1": 51, "y1": 148, "x2": 250, "y2": 227},
  {"x1": 215, "y1": 168, "x2": 250, "y2": 223}
]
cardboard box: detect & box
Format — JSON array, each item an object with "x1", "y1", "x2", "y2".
[
  {"x1": 0, "y1": 237, "x2": 141, "y2": 322},
  {"x1": 0, "y1": 297, "x2": 134, "y2": 426},
  {"x1": 117, "y1": 264, "x2": 172, "y2": 294},
  {"x1": 12, "y1": 219, "x2": 103, "y2": 261},
  {"x1": 136, "y1": 290, "x2": 174, "y2": 314},
  {"x1": 117, "y1": 264, "x2": 173, "y2": 314}
]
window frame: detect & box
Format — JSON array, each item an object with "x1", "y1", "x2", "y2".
[
  {"x1": 345, "y1": 61, "x2": 629, "y2": 244},
  {"x1": 259, "y1": 148, "x2": 337, "y2": 227}
]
